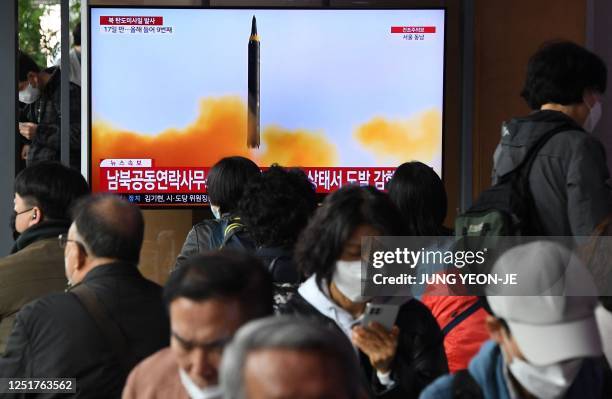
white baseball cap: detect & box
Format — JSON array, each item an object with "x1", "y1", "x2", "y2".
[{"x1": 486, "y1": 240, "x2": 602, "y2": 366}]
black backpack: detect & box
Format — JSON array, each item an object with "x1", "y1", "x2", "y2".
[
  {"x1": 219, "y1": 217, "x2": 256, "y2": 251},
  {"x1": 455, "y1": 124, "x2": 578, "y2": 238}
]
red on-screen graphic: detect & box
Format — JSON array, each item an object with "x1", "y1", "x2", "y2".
[
  {"x1": 391, "y1": 26, "x2": 436, "y2": 34},
  {"x1": 99, "y1": 162, "x2": 396, "y2": 205},
  {"x1": 100, "y1": 16, "x2": 164, "y2": 26}
]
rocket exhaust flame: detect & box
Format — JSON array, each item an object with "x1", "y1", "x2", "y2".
[{"x1": 247, "y1": 15, "x2": 260, "y2": 149}]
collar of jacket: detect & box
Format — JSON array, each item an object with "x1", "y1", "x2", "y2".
[
  {"x1": 467, "y1": 341, "x2": 511, "y2": 399},
  {"x1": 68, "y1": 261, "x2": 141, "y2": 290},
  {"x1": 298, "y1": 274, "x2": 358, "y2": 339},
  {"x1": 11, "y1": 219, "x2": 70, "y2": 254}
]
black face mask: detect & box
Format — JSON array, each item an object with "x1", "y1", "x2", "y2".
[{"x1": 9, "y1": 211, "x2": 20, "y2": 241}]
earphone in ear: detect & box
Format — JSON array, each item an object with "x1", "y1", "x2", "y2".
[{"x1": 32, "y1": 212, "x2": 36, "y2": 220}]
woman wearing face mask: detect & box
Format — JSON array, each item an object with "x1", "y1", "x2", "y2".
[
  {"x1": 174, "y1": 156, "x2": 260, "y2": 269},
  {"x1": 388, "y1": 162, "x2": 490, "y2": 373},
  {"x1": 279, "y1": 186, "x2": 449, "y2": 398}
]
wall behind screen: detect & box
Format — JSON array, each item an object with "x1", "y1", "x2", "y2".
[{"x1": 471, "y1": 0, "x2": 587, "y2": 199}]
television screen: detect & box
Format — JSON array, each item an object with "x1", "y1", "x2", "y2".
[{"x1": 89, "y1": 7, "x2": 446, "y2": 206}]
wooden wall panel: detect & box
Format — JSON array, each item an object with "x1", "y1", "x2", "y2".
[{"x1": 472, "y1": 0, "x2": 586, "y2": 198}]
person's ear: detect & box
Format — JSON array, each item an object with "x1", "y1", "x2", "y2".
[
  {"x1": 75, "y1": 243, "x2": 88, "y2": 270},
  {"x1": 29, "y1": 206, "x2": 42, "y2": 227},
  {"x1": 485, "y1": 315, "x2": 504, "y2": 343}
]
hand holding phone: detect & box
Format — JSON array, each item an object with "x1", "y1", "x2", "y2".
[
  {"x1": 351, "y1": 305, "x2": 400, "y2": 373},
  {"x1": 360, "y1": 303, "x2": 400, "y2": 331}
]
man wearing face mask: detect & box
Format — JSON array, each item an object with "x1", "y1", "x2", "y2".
[
  {"x1": 123, "y1": 251, "x2": 274, "y2": 399},
  {"x1": 0, "y1": 195, "x2": 169, "y2": 397},
  {"x1": 18, "y1": 50, "x2": 81, "y2": 169},
  {"x1": 492, "y1": 41, "x2": 610, "y2": 236},
  {"x1": 0, "y1": 162, "x2": 88, "y2": 354},
  {"x1": 420, "y1": 241, "x2": 606, "y2": 399}
]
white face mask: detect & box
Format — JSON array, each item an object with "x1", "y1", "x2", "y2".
[
  {"x1": 508, "y1": 357, "x2": 583, "y2": 399},
  {"x1": 178, "y1": 368, "x2": 223, "y2": 399},
  {"x1": 583, "y1": 101, "x2": 602, "y2": 133},
  {"x1": 19, "y1": 83, "x2": 40, "y2": 104},
  {"x1": 210, "y1": 205, "x2": 221, "y2": 220},
  {"x1": 332, "y1": 259, "x2": 372, "y2": 303}
]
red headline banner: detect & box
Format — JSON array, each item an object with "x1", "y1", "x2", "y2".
[
  {"x1": 391, "y1": 26, "x2": 436, "y2": 34},
  {"x1": 100, "y1": 16, "x2": 164, "y2": 26},
  {"x1": 100, "y1": 167, "x2": 396, "y2": 194}
]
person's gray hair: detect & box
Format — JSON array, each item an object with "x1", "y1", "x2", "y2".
[{"x1": 220, "y1": 315, "x2": 366, "y2": 399}]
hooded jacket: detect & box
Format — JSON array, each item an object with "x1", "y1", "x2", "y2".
[
  {"x1": 278, "y1": 279, "x2": 449, "y2": 399},
  {"x1": 492, "y1": 110, "x2": 611, "y2": 236}
]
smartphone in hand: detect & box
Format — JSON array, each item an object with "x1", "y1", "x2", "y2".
[{"x1": 352, "y1": 303, "x2": 400, "y2": 331}]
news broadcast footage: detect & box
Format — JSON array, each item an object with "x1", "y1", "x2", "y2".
[{"x1": 89, "y1": 8, "x2": 445, "y2": 206}]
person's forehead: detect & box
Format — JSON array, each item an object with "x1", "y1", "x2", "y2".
[
  {"x1": 244, "y1": 348, "x2": 345, "y2": 399},
  {"x1": 170, "y1": 297, "x2": 243, "y2": 341}
]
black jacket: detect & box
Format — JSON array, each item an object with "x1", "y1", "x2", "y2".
[
  {"x1": 255, "y1": 246, "x2": 301, "y2": 284},
  {"x1": 492, "y1": 110, "x2": 611, "y2": 236},
  {"x1": 278, "y1": 293, "x2": 448, "y2": 399},
  {"x1": 20, "y1": 67, "x2": 81, "y2": 170},
  {"x1": 175, "y1": 214, "x2": 255, "y2": 269},
  {"x1": 0, "y1": 262, "x2": 169, "y2": 398}
]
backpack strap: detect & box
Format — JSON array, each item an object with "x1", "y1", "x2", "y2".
[
  {"x1": 70, "y1": 284, "x2": 131, "y2": 374},
  {"x1": 452, "y1": 369, "x2": 484, "y2": 399},
  {"x1": 506, "y1": 123, "x2": 578, "y2": 234},
  {"x1": 220, "y1": 218, "x2": 245, "y2": 249},
  {"x1": 517, "y1": 124, "x2": 578, "y2": 180},
  {"x1": 441, "y1": 299, "x2": 483, "y2": 337}
]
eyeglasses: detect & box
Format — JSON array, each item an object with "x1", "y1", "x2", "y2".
[
  {"x1": 15, "y1": 207, "x2": 34, "y2": 216},
  {"x1": 58, "y1": 234, "x2": 86, "y2": 250}
]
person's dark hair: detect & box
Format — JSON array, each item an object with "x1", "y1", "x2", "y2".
[
  {"x1": 601, "y1": 297, "x2": 612, "y2": 312},
  {"x1": 207, "y1": 156, "x2": 260, "y2": 214},
  {"x1": 164, "y1": 251, "x2": 274, "y2": 320},
  {"x1": 387, "y1": 161, "x2": 448, "y2": 236},
  {"x1": 18, "y1": 50, "x2": 41, "y2": 83},
  {"x1": 521, "y1": 41, "x2": 607, "y2": 109},
  {"x1": 73, "y1": 22, "x2": 81, "y2": 46},
  {"x1": 296, "y1": 185, "x2": 404, "y2": 283},
  {"x1": 15, "y1": 161, "x2": 89, "y2": 221},
  {"x1": 237, "y1": 165, "x2": 317, "y2": 247},
  {"x1": 71, "y1": 195, "x2": 144, "y2": 263}
]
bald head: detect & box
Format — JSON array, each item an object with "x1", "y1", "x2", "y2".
[{"x1": 71, "y1": 195, "x2": 144, "y2": 263}]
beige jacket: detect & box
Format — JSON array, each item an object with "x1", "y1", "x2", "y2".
[{"x1": 123, "y1": 347, "x2": 189, "y2": 399}]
